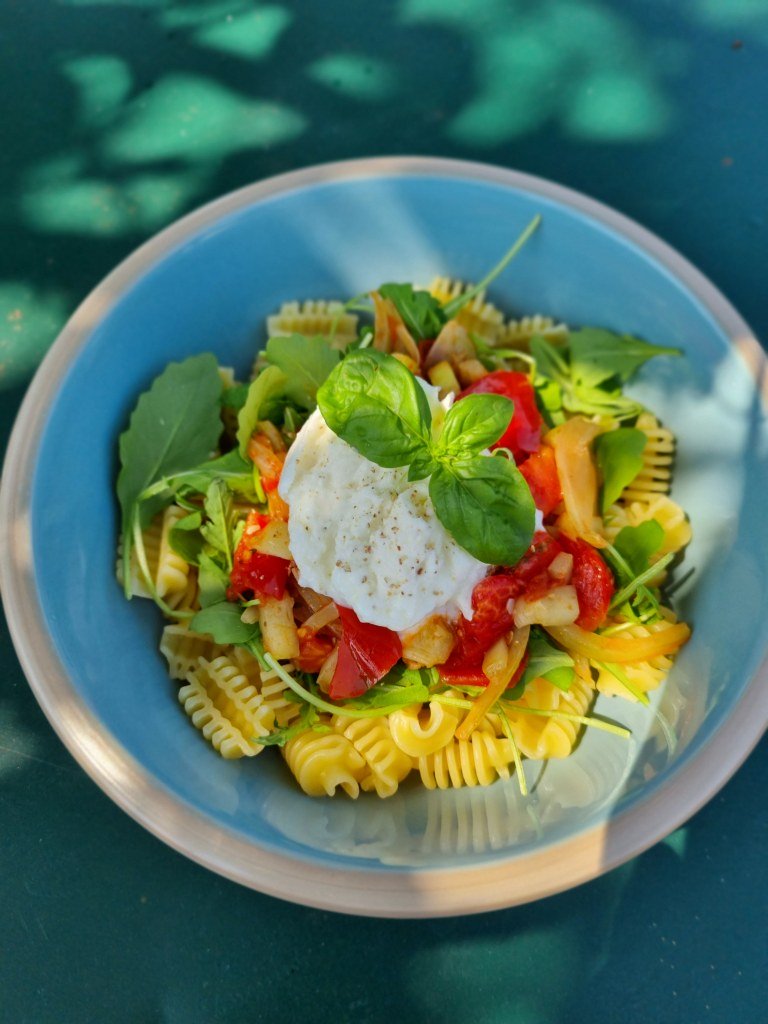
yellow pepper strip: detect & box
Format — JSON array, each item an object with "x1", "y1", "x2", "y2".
[
  {"x1": 455, "y1": 626, "x2": 530, "y2": 740},
  {"x1": 547, "y1": 622, "x2": 691, "y2": 663},
  {"x1": 547, "y1": 416, "x2": 606, "y2": 547}
]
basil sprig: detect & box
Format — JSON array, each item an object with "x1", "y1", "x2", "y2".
[{"x1": 317, "y1": 350, "x2": 535, "y2": 565}]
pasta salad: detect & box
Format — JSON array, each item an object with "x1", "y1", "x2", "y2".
[{"x1": 116, "y1": 219, "x2": 692, "y2": 799}]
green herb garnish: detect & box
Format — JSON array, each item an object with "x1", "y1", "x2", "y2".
[
  {"x1": 594, "y1": 427, "x2": 647, "y2": 513},
  {"x1": 117, "y1": 353, "x2": 224, "y2": 598},
  {"x1": 531, "y1": 329, "x2": 680, "y2": 421},
  {"x1": 317, "y1": 349, "x2": 535, "y2": 564}
]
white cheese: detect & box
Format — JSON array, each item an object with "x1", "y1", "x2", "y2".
[{"x1": 278, "y1": 388, "x2": 490, "y2": 633}]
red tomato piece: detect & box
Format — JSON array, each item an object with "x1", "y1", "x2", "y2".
[
  {"x1": 439, "y1": 651, "x2": 529, "y2": 689},
  {"x1": 459, "y1": 370, "x2": 543, "y2": 462},
  {"x1": 295, "y1": 628, "x2": 336, "y2": 674},
  {"x1": 557, "y1": 534, "x2": 615, "y2": 631},
  {"x1": 329, "y1": 606, "x2": 403, "y2": 700},
  {"x1": 227, "y1": 551, "x2": 291, "y2": 601},
  {"x1": 440, "y1": 532, "x2": 562, "y2": 670},
  {"x1": 228, "y1": 510, "x2": 290, "y2": 600},
  {"x1": 519, "y1": 444, "x2": 562, "y2": 516}
]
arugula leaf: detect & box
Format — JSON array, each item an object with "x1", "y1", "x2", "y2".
[
  {"x1": 220, "y1": 383, "x2": 250, "y2": 410},
  {"x1": 604, "y1": 520, "x2": 669, "y2": 621},
  {"x1": 265, "y1": 333, "x2": 341, "y2": 407},
  {"x1": 613, "y1": 520, "x2": 665, "y2": 576},
  {"x1": 317, "y1": 349, "x2": 433, "y2": 467},
  {"x1": 236, "y1": 364, "x2": 289, "y2": 457},
  {"x1": 594, "y1": 428, "x2": 647, "y2": 512},
  {"x1": 198, "y1": 553, "x2": 230, "y2": 608},
  {"x1": 256, "y1": 702, "x2": 330, "y2": 747},
  {"x1": 340, "y1": 664, "x2": 433, "y2": 711},
  {"x1": 443, "y1": 214, "x2": 542, "y2": 319},
  {"x1": 569, "y1": 328, "x2": 681, "y2": 392},
  {"x1": 530, "y1": 332, "x2": 677, "y2": 421},
  {"x1": 430, "y1": 454, "x2": 535, "y2": 565},
  {"x1": 167, "y1": 449, "x2": 257, "y2": 499},
  {"x1": 200, "y1": 480, "x2": 234, "y2": 570},
  {"x1": 378, "y1": 283, "x2": 446, "y2": 341},
  {"x1": 168, "y1": 510, "x2": 204, "y2": 565},
  {"x1": 190, "y1": 601, "x2": 260, "y2": 645},
  {"x1": 435, "y1": 394, "x2": 514, "y2": 459},
  {"x1": 117, "y1": 353, "x2": 223, "y2": 596},
  {"x1": 520, "y1": 628, "x2": 575, "y2": 692}
]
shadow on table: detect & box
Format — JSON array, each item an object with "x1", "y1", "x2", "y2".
[{"x1": 5, "y1": 0, "x2": 766, "y2": 393}]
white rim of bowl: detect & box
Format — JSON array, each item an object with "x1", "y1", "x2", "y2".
[{"x1": 1, "y1": 157, "x2": 767, "y2": 918}]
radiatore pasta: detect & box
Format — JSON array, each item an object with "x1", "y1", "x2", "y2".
[{"x1": 116, "y1": 244, "x2": 693, "y2": 801}]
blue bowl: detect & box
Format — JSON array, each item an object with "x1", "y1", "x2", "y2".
[{"x1": 2, "y1": 158, "x2": 767, "y2": 916}]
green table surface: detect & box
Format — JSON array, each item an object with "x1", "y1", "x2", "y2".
[{"x1": 2, "y1": 2, "x2": 767, "y2": 1022}]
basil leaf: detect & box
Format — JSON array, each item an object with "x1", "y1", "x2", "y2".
[
  {"x1": 569, "y1": 328, "x2": 680, "y2": 392},
  {"x1": 594, "y1": 427, "x2": 647, "y2": 512},
  {"x1": 265, "y1": 333, "x2": 341, "y2": 408},
  {"x1": 117, "y1": 353, "x2": 223, "y2": 591},
  {"x1": 520, "y1": 628, "x2": 574, "y2": 692},
  {"x1": 378, "y1": 283, "x2": 446, "y2": 341},
  {"x1": 236, "y1": 364, "x2": 289, "y2": 456},
  {"x1": 317, "y1": 349, "x2": 433, "y2": 468},
  {"x1": 168, "y1": 510, "x2": 204, "y2": 565},
  {"x1": 200, "y1": 480, "x2": 234, "y2": 570},
  {"x1": 190, "y1": 601, "x2": 260, "y2": 644},
  {"x1": 613, "y1": 520, "x2": 665, "y2": 578},
  {"x1": 429, "y1": 455, "x2": 535, "y2": 565},
  {"x1": 436, "y1": 394, "x2": 514, "y2": 458},
  {"x1": 198, "y1": 553, "x2": 230, "y2": 608},
  {"x1": 407, "y1": 450, "x2": 439, "y2": 482}
]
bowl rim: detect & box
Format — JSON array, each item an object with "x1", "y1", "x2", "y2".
[{"x1": 2, "y1": 155, "x2": 767, "y2": 918}]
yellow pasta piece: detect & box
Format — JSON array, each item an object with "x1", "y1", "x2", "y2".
[
  {"x1": 117, "y1": 505, "x2": 196, "y2": 609},
  {"x1": 416, "y1": 720, "x2": 517, "y2": 790},
  {"x1": 389, "y1": 700, "x2": 462, "y2": 757},
  {"x1": 178, "y1": 654, "x2": 275, "y2": 759},
  {"x1": 603, "y1": 495, "x2": 692, "y2": 556},
  {"x1": 621, "y1": 412, "x2": 675, "y2": 503},
  {"x1": 283, "y1": 725, "x2": 367, "y2": 798},
  {"x1": 502, "y1": 314, "x2": 568, "y2": 350},
  {"x1": 230, "y1": 647, "x2": 301, "y2": 728},
  {"x1": 267, "y1": 300, "x2": 358, "y2": 348},
  {"x1": 159, "y1": 624, "x2": 228, "y2": 680},
  {"x1": 331, "y1": 716, "x2": 413, "y2": 798},
  {"x1": 156, "y1": 505, "x2": 193, "y2": 603},
  {"x1": 427, "y1": 277, "x2": 505, "y2": 342},
  {"x1": 505, "y1": 675, "x2": 594, "y2": 760}
]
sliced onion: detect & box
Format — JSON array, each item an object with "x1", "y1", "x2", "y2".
[{"x1": 301, "y1": 601, "x2": 340, "y2": 636}]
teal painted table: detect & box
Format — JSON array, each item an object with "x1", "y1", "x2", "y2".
[{"x1": 1, "y1": 2, "x2": 766, "y2": 1021}]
